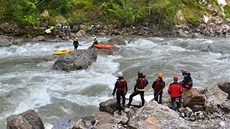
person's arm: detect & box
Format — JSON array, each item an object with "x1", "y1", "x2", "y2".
[
  {"x1": 168, "y1": 85, "x2": 171, "y2": 94},
  {"x1": 152, "y1": 81, "x2": 156, "y2": 89},
  {"x1": 112, "y1": 81, "x2": 118, "y2": 96},
  {"x1": 134, "y1": 79, "x2": 139, "y2": 91}
]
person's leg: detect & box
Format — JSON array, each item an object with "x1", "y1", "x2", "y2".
[
  {"x1": 116, "y1": 92, "x2": 121, "y2": 111},
  {"x1": 121, "y1": 91, "x2": 126, "y2": 108},
  {"x1": 140, "y1": 91, "x2": 145, "y2": 106},
  {"x1": 154, "y1": 90, "x2": 159, "y2": 102},
  {"x1": 171, "y1": 97, "x2": 177, "y2": 111},
  {"x1": 128, "y1": 91, "x2": 139, "y2": 106},
  {"x1": 159, "y1": 91, "x2": 163, "y2": 104},
  {"x1": 177, "y1": 96, "x2": 182, "y2": 109}
]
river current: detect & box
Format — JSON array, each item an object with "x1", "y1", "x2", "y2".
[{"x1": 0, "y1": 36, "x2": 230, "y2": 127}]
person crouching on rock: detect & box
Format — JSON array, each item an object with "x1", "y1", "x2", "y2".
[
  {"x1": 127, "y1": 71, "x2": 148, "y2": 107},
  {"x1": 168, "y1": 76, "x2": 183, "y2": 111},
  {"x1": 180, "y1": 69, "x2": 193, "y2": 89},
  {"x1": 112, "y1": 72, "x2": 128, "y2": 115},
  {"x1": 73, "y1": 37, "x2": 79, "y2": 50},
  {"x1": 152, "y1": 73, "x2": 165, "y2": 104}
]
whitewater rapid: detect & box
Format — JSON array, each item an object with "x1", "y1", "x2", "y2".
[{"x1": 0, "y1": 36, "x2": 230, "y2": 126}]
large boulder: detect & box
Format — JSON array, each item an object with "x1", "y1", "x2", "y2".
[
  {"x1": 128, "y1": 101, "x2": 190, "y2": 129},
  {"x1": 99, "y1": 98, "x2": 117, "y2": 114},
  {"x1": 52, "y1": 47, "x2": 97, "y2": 71},
  {"x1": 205, "y1": 81, "x2": 228, "y2": 113},
  {"x1": 7, "y1": 109, "x2": 44, "y2": 129},
  {"x1": 106, "y1": 36, "x2": 126, "y2": 46},
  {"x1": 216, "y1": 81, "x2": 230, "y2": 99},
  {"x1": 182, "y1": 88, "x2": 205, "y2": 109}
]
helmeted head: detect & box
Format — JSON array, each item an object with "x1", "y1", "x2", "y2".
[
  {"x1": 74, "y1": 37, "x2": 78, "y2": 41},
  {"x1": 117, "y1": 72, "x2": 123, "y2": 79},
  {"x1": 173, "y1": 75, "x2": 178, "y2": 81},
  {"x1": 138, "y1": 70, "x2": 143, "y2": 77},
  {"x1": 158, "y1": 73, "x2": 163, "y2": 78},
  {"x1": 181, "y1": 69, "x2": 187, "y2": 76}
]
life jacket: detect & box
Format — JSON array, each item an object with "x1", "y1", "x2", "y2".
[
  {"x1": 116, "y1": 79, "x2": 126, "y2": 91},
  {"x1": 154, "y1": 79, "x2": 165, "y2": 90},
  {"x1": 137, "y1": 78, "x2": 147, "y2": 90}
]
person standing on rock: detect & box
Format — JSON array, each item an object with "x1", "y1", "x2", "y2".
[
  {"x1": 112, "y1": 72, "x2": 128, "y2": 115},
  {"x1": 127, "y1": 71, "x2": 148, "y2": 107},
  {"x1": 152, "y1": 73, "x2": 165, "y2": 104},
  {"x1": 180, "y1": 69, "x2": 193, "y2": 89},
  {"x1": 73, "y1": 37, "x2": 79, "y2": 50},
  {"x1": 168, "y1": 76, "x2": 183, "y2": 111}
]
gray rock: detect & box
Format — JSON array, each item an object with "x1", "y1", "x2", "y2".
[
  {"x1": 106, "y1": 36, "x2": 126, "y2": 46},
  {"x1": 52, "y1": 117, "x2": 75, "y2": 129},
  {"x1": 52, "y1": 48, "x2": 97, "y2": 71},
  {"x1": 216, "y1": 81, "x2": 230, "y2": 99},
  {"x1": 7, "y1": 109, "x2": 44, "y2": 129},
  {"x1": 32, "y1": 36, "x2": 46, "y2": 42},
  {"x1": 0, "y1": 35, "x2": 12, "y2": 47},
  {"x1": 128, "y1": 101, "x2": 190, "y2": 129},
  {"x1": 99, "y1": 98, "x2": 117, "y2": 114}
]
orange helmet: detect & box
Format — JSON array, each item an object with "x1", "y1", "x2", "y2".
[{"x1": 158, "y1": 73, "x2": 163, "y2": 78}]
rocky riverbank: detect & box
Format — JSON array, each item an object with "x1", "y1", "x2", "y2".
[
  {"x1": 6, "y1": 80, "x2": 230, "y2": 129},
  {"x1": 1, "y1": 11, "x2": 230, "y2": 48}
]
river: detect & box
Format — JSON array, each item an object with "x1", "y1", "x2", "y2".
[{"x1": 0, "y1": 36, "x2": 230, "y2": 127}]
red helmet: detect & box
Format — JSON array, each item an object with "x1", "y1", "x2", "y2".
[{"x1": 173, "y1": 76, "x2": 178, "y2": 81}]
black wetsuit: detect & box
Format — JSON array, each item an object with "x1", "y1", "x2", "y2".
[
  {"x1": 152, "y1": 79, "x2": 165, "y2": 104},
  {"x1": 181, "y1": 73, "x2": 193, "y2": 88},
  {"x1": 112, "y1": 78, "x2": 128, "y2": 111},
  {"x1": 128, "y1": 75, "x2": 148, "y2": 106}
]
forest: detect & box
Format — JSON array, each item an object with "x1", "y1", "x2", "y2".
[{"x1": 0, "y1": 0, "x2": 230, "y2": 28}]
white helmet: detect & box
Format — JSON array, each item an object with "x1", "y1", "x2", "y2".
[
  {"x1": 94, "y1": 36, "x2": 97, "y2": 39},
  {"x1": 117, "y1": 72, "x2": 123, "y2": 77}
]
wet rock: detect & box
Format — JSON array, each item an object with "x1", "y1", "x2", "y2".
[
  {"x1": 106, "y1": 36, "x2": 126, "y2": 46},
  {"x1": 99, "y1": 98, "x2": 117, "y2": 114},
  {"x1": 74, "y1": 116, "x2": 96, "y2": 129},
  {"x1": 52, "y1": 47, "x2": 97, "y2": 71},
  {"x1": 52, "y1": 117, "x2": 75, "y2": 129},
  {"x1": 7, "y1": 109, "x2": 44, "y2": 129}
]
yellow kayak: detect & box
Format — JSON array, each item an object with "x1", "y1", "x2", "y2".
[{"x1": 52, "y1": 49, "x2": 73, "y2": 55}]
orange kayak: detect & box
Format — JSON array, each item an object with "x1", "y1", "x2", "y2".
[{"x1": 93, "y1": 44, "x2": 114, "y2": 49}]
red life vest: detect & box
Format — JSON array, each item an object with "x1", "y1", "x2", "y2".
[
  {"x1": 137, "y1": 78, "x2": 147, "y2": 89},
  {"x1": 155, "y1": 80, "x2": 165, "y2": 90},
  {"x1": 116, "y1": 79, "x2": 126, "y2": 91}
]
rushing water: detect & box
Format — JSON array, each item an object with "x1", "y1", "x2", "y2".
[{"x1": 0, "y1": 36, "x2": 230, "y2": 127}]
